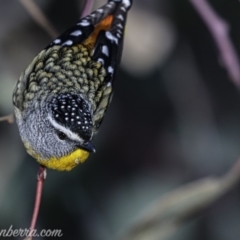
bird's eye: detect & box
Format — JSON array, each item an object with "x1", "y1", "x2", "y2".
[{"x1": 57, "y1": 131, "x2": 67, "y2": 140}]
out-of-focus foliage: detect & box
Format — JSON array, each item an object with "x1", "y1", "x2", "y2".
[{"x1": 0, "y1": 0, "x2": 240, "y2": 240}]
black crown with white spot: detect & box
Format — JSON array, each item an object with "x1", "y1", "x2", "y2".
[{"x1": 50, "y1": 94, "x2": 93, "y2": 141}]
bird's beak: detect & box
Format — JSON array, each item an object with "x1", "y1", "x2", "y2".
[{"x1": 79, "y1": 141, "x2": 96, "y2": 153}]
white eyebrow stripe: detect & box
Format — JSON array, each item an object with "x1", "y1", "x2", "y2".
[{"x1": 48, "y1": 116, "x2": 83, "y2": 143}]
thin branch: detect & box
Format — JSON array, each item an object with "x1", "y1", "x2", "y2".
[
  {"x1": 120, "y1": 156, "x2": 240, "y2": 240},
  {"x1": 190, "y1": 0, "x2": 240, "y2": 88},
  {"x1": 0, "y1": 114, "x2": 14, "y2": 124},
  {"x1": 81, "y1": 0, "x2": 95, "y2": 18},
  {"x1": 27, "y1": 166, "x2": 47, "y2": 240},
  {"x1": 19, "y1": 0, "x2": 58, "y2": 38}
]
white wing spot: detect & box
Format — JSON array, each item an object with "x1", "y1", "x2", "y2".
[
  {"x1": 78, "y1": 20, "x2": 90, "y2": 26},
  {"x1": 97, "y1": 9, "x2": 104, "y2": 13},
  {"x1": 53, "y1": 39, "x2": 61, "y2": 44},
  {"x1": 121, "y1": 6, "x2": 127, "y2": 12},
  {"x1": 122, "y1": 0, "x2": 131, "y2": 8},
  {"x1": 108, "y1": 66, "x2": 114, "y2": 74},
  {"x1": 117, "y1": 23, "x2": 123, "y2": 29},
  {"x1": 116, "y1": 33, "x2": 121, "y2": 38},
  {"x1": 107, "y1": 82, "x2": 112, "y2": 87},
  {"x1": 102, "y1": 45, "x2": 109, "y2": 56},
  {"x1": 62, "y1": 40, "x2": 73, "y2": 46},
  {"x1": 106, "y1": 2, "x2": 114, "y2": 8},
  {"x1": 105, "y1": 31, "x2": 118, "y2": 45},
  {"x1": 117, "y1": 14, "x2": 124, "y2": 21},
  {"x1": 70, "y1": 30, "x2": 82, "y2": 36},
  {"x1": 98, "y1": 58, "x2": 105, "y2": 65}
]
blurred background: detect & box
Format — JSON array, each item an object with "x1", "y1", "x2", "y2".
[{"x1": 0, "y1": 0, "x2": 240, "y2": 239}]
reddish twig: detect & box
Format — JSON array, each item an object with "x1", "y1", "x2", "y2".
[
  {"x1": 81, "y1": 0, "x2": 95, "y2": 18},
  {"x1": 0, "y1": 114, "x2": 14, "y2": 124},
  {"x1": 19, "y1": 0, "x2": 58, "y2": 38},
  {"x1": 27, "y1": 166, "x2": 47, "y2": 240},
  {"x1": 190, "y1": 0, "x2": 240, "y2": 88}
]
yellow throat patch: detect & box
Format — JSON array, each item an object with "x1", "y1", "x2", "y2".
[
  {"x1": 25, "y1": 143, "x2": 90, "y2": 171},
  {"x1": 37, "y1": 149, "x2": 89, "y2": 171}
]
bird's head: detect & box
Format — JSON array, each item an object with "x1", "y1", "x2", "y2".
[{"x1": 15, "y1": 93, "x2": 95, "y2": 171}]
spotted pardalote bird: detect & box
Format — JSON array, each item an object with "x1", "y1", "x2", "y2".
[{"x1": 12, "y1": 0, "x2": 132, "y2": 171}]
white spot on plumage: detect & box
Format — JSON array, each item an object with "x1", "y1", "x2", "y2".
[
  {"x1": 117, "y1": 14, "x2": 124, "y2": 21},
  {"x1": 98, "y1": 58, "x2": 105, "y2": 65},
  {"x1": 54, "y1": 39, "x2": 61, "y2": 44},
  {"x1": 97, "y1": 9, "x2": 104, "y2": 13},
  {"x1": 116, "y1": 33, "x2": 121, "y2": 38},
  {"x1": 108, "y1": 66, "x2": 114, "y2": 74},
  {"x1": 106, "y1": 2, "x2": 114, "y2": 8},
  {"x1": 121, "y1": 6, "x2": 127, "y2": 12},
  {"x1": 70, "y1": 30, "x2": 82, "y2": 36},
  {"x1": 62, "y1": 40, "x2": 73, "y2": 46},
  {"x1": 78, "y1": 20, "x2": 90, "y2": 26},
  {"x1": 102, "y1": 45, "x2": 109, "y2": 56},
  {"x1": 117, "y1": 23, "x2": 123, "y2": 29},
  {"x1": 105, "y1": 31, "x2": 118, "y2": 44},
  {"x1": 107, "y1": 82, "x2": 112, "y2": 87},
  {"x1": 122, "y1": 0, "x2": 131, "y2": 8}
]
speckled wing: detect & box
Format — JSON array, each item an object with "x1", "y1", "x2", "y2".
[{"x1": 13, "y1": 0, "x2": 132, "y2": 133}]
